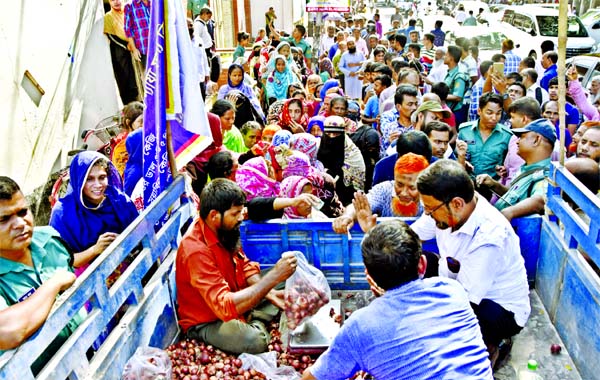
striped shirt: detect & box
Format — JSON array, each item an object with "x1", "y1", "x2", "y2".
[
  {"x1": 124, "y1": 0, "x2": 151, "y2": 55},
  {"x1": 503, "y1": 50, "x2": 522, "y2": 75}
]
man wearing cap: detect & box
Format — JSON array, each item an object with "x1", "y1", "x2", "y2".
[
  {"x1": 319, "y1": 25, "x2": 337, "y2": 60},
  {"x1": 477, "y1": 119, "x2": 556, "y2": 221},
  {"x1": 339, "y1": 37, "x2": 366, "y2": 100},
  {"x1": 352, "y1": 27, "x2": 369, "y2": 58},
  {"x1": 333, "y1": 153, "x2": 430, "y2": 235},
  {"x1": 412, "y1": 101, "x2": 452, "y2": 131}
]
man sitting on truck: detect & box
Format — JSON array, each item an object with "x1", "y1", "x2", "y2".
[
  {"x1": 176, "y1": 178, "x2": 298, "y2": 354},
  {"x1": 0, "y1": 176, "x2": 82, "y2": 371},
  {"x1": 302, "y1": 221, "x2": 493, "y2": 380},
  {"x1": 411, "y1": 160, "x2": 531, "y2": 368},
  {"x1": 333, "y1": 153, "x2": 429, "y2": 234},
  {"x1": 476, "y1": 118, "x2": 556, "y2": 221}
]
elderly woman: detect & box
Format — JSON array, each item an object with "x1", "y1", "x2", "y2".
[
  {"x1": 50, "y1": 151, "x2": 138, "y2": 276},
  {"x1": 282, "y1": 150, "x2": 344, "y2": 218},
  {"x1": 278, "y1": 176, "x2": 327, "y2": 219}
]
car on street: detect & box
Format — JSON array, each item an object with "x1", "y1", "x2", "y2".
[
  {"x1": 498, "y1": 5, "x2": 595, "y2": 59},
  {"x1": 416, "y1": 15, "x2": 461, "y2": 37},
  {"x1": 446, "y1": 26, "x2": 511, "y2": 61},
  {"x1": 566, "y1": 54, "x2": 600, "y2": 91},
  {"x1": 580, "y1": 8, "x2": 600, "y2": 44}
]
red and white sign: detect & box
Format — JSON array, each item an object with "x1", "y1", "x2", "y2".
[{"x1": 306, "y1": 0, "x2": 351, "y2": 12}]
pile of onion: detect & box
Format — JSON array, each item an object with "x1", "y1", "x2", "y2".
[
  {"x1": 284, "y1": 280, "x2": 330, "y2": 330},
  {"x1": 166, "y1": 340, "x2": 266, "y2": 380}
]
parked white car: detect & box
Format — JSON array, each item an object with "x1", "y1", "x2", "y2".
[
  {"x1": 498, "y1": 5, "x2": 595, "y2": 59},
  {"x1": 446, "y1": 26, "x2": 511, "y2": 61},
  {"x1": 580, "y1": 8, "x2": 600, "y2": 44}
]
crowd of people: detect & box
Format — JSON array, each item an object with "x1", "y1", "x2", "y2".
[{"x1": 2, "y1": 0, "x2": 600, "y2": 378}]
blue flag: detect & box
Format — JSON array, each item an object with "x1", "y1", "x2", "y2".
[{"x1": 143, "y1": 0, "x2": 212, "y2": 208}]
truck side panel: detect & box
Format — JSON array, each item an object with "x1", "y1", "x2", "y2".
[{"x1": 535, "y1": 164, "x2": 600, "y2": 380}]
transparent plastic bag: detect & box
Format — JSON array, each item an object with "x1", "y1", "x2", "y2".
[
  {"x1": 121, "y1": 346, "x2": 172, "y2": 380},
  {"x1": 239, "y1": 352, "x2": 301, "y2": 380},
  {"x1": 284, "y1": 251, "x2": 331, "y2": 330}
]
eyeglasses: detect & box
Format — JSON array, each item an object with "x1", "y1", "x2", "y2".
[{"x1": 424, "y1": 201, "x2": 447, "y2": 216}]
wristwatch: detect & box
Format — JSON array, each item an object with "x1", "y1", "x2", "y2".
[{"x1": 502, "y1": 93, "x2": 509, "y2": 101}]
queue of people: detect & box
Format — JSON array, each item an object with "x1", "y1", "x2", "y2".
[{"x1": 2, "y1": 1, "x2": 600, "y2": 378}]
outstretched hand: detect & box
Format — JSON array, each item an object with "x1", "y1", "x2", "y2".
[{"x1": 353, "y1": 192, "x2": 377, "y2": 233}]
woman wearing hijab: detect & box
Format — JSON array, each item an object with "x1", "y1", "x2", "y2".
[
  {"x1": 305, "y1": 74, "x2": 322, "y2": 101},
  {"x1": 278, "y1": 176, "x2": 327, "y2": 219},
  {"x1": 265, "y1": 55, "x2": 299, "y2": 104},
  {"x1": 50, "y1": 151, "x2": 139, "y2": 276},
  {"x1": 184, "y1": 112, "x2": 224, "y2": 196},
  {"x1": 314, "y1": 79, "x2": 343, "y2": 115},
  {"x1": 217, "y1": 64, "x2": 264, "y2": 120},
  {"x1": 282, "y1": 151, "x2": 344, "y2": 218},
  {"x1": 261, "y1": 124, "x2": 281, "y2": 143},
  {"x1": 267, "y1": 100, "x2": 286, "y2": 125},
  {"x1": 317, "y1": 116, "x2": 365, "y2": 206},
  {"x1": 261, "y1": 42, "x2": 297, "y2": 79},
  {"x1": 319, "y1": 59, "x2": 334, "y2": 83},
  {"x1": 307, "y1": 116, "x2": 325, "y2": 138},
  {"x1": 289, "y1": 132, "x2": 324, "y2": 171},
  {"x1": 235, "y1": 157, "x2": 280, "y2": 201},
  {"x1": 211, "y1": 99, "x2": 246, "y2": 153},
  {"x1": 279, "y1": 98, "x2": 309, "y2": 133}
]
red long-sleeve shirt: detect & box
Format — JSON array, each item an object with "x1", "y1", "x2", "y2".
[{"x1": 176, "y1": 219, "x2": 261, "y2": 332}]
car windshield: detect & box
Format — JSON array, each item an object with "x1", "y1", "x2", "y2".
[
  {"x1": 536, "y1": 16, "x2": 589, "y2": 37},
  {"x1": 579, "y1": 10, "x2": 600, "y2": 23},
  {"x1": 474, "y1": 32, "x2": 507, "y2": 50}
]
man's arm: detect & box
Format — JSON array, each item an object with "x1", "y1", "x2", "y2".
[
  {"x1": 0, "y1": 270, "x2": 76, "y2": 350},
  {"x1": 229, "y1": 252, "x2": 297, "y2": 315},
  {"x1": 500, "y1": 195, "x2": 545, "y2": 221},
  {"x1": 475, "y1": 174, "x2": 508, "y2": 197}
]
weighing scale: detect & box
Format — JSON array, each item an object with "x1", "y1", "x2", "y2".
[{"x1": 286, "y1": 299, "x2": 341, "y2": 354}]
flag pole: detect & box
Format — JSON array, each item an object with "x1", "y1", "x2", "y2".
[
  {"x1": 166, "y1": 120, "x2": 179, "y2": 178},
  {"x1": 557, "y1": 0, "x2": 567, "y2": 166}
]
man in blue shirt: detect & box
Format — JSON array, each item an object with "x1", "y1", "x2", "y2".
[
  {"x1": 540, "y1": 51, "x2": 558, "y2": 91},
  {"x1": 547, "y1": 76, "x2": 579, "y2": 137},
  {"x1": 430, "y1": 20, "x2": 446, "y2": 47},
  {"x1": 304, "y1": 221, "x2": 493, "y2": 380}
]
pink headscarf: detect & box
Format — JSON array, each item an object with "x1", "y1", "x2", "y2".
[
  {"x1": 279, "y1": 176, "x2": 313, "y2": 219},
  {"x1": 235, "y1": 157, "x2": 279, "y2": 201},
  {"x1": 282, "y1": 151, "x2": 324, "y2": 189},
  {"x1": 289, "y1": 133, "x2": 319, "y2": 165}
]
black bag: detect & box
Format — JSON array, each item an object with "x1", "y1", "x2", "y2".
[{"x1": 209, "y1": 53, "x2": 221, "y2": 83}]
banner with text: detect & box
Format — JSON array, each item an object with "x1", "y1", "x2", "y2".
[{"x1": 306, "y1": 0, "x2": 351, "y2": 12}]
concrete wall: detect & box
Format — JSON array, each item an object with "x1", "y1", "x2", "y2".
[
  {"x1": 249, "y1": 0, "x2": 307, "y2": 38},
  {"x1": 0, "y1": 0, "x2": 120, "y2": 194}
]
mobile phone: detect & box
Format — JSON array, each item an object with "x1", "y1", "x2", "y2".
[{"x1": 493, "y1": 62, "x2": 505, "y2": 77}]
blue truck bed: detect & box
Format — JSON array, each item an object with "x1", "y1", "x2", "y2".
[{"x1": 0, "y1": 163, "x2": 598, "y2": 379}]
